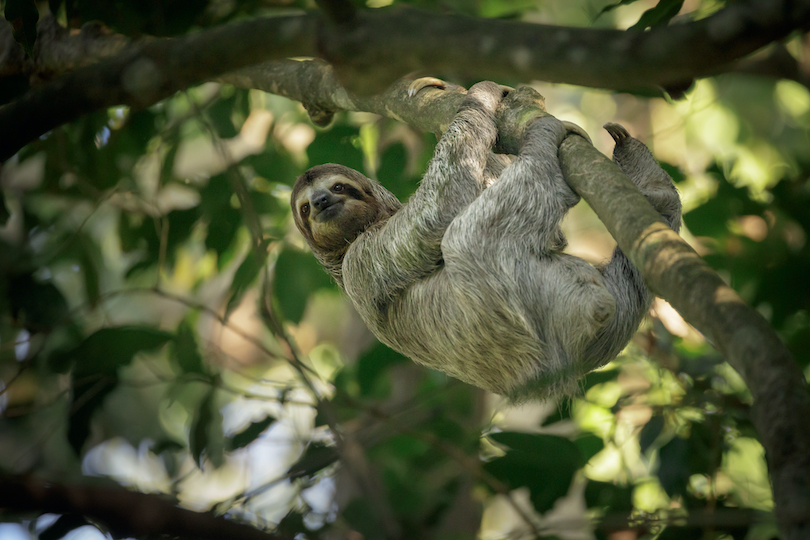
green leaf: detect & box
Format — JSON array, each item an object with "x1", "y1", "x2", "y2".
[
  {"x1": 639, "y1": 415, "x2": 665, "y2": 453},
  {"x1": 190, "y1": 388, "x2": 224, "y2": 468},
  {"x1": 121, "y1": 109, "x2": 160, "y2": 156},
  {"x1": 756, "y1": 257, "x2": 810, "y2": 327},
  {"x1": 118, "y1": 212, "x2": 143, "y2": 253},
  {"x1": 68, "y1": 373, "x2": 116, "y2": 455},
  {"x1": 226, "y1": 247, "x2": 268, "y2": 316},
  {"x1": 629, "y1": 0, "x2": 684, "y2": 30},
  {"x1": 306, "y1": 125, "x2": 365, "y2": 172},
  {"x1": 248, "y1": 190, "x2": 283, "y2": 215},
  {"x1": 596, "y1": 0, "x2": 641, "y2": 17},
  {"x1": 584, "y1": 480, "x2": 633, "y2": 512},
  {"x1": 657, "y1": 436, "x2": 690, "y2": 497},
  {"x1": 342, "y1": 498, "x2": 383, "y2": 540},
  {"x1": 376, "y1": 143, "x2": 419, "y2": 201},
  {"x1": 172, "y1": 320, "x2": 206, "y2": 375},
  {"x1": 153, "y1": 439, "x2": 185, "y2": 454},
  {"x1": 207, "y1": 92, "x2": 239, "y2": 138},
  {"x1": 787, "y1": 325, "x2": 810, "y2": 370},
  {"x1": 198, "y1": 173, "x2": 242, "y2": 259},
  {"x1": 39, "y1": 513, "x2": 93, "y2": 540},
  {"x1": 51, "y1": 326, "x2": 172, "y2": 375},
  {"x1": 684, "y1": 168, "x2": 765, "y2": 237},
  {"x1": 687, "y1": 421, "x2": 718, "y2": 475},
  {"x1": 287, "y1": 442, "x2": 338, "y2": 479},
  {"x1": 8, "y1": 273, "x2": 69, "y2": 332},
  {"x1": 581, "y1": 368, "x2": 619, "y2": 391},
  {"x1": 159, "y1": 140, "x2": 179, "y2": 184},
  {"x1": 355, "y1": 342, "x2": 408, "y2": 397},
  {"x1": 273, "y1": 245, "x2": 337, "y2": 323},
  {"x1": 228, "y1": 415, "x2": 276, "y2": 450},
  {"x1": 122, "y1": 207, "x2": 201, "y2": 276},
  {"x1": 485, "y1": 432, "x2": 582, "y2": 513},
  {"x1": 428, "y1": 417, "x2": 468, "y2": 447},
  {"x1": 206, "y1": 206, "x2": 241, "y2": 261},
  {"x1": 575, "y1": 433, "x2": 604, "y2": 464},
  {"x1": 245, "y1": 150, "x2": 299, "y2": 186}
]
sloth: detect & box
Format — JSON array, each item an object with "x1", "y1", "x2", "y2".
[{"x1": 291, "y1": 81, "x2": 681, "y2": 401}]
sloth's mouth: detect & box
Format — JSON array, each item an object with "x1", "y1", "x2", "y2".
[{"x1": 314, "y1": 201, "x2": 343, "y2": 222}]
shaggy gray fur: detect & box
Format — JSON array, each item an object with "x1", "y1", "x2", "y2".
[{"x1": 291, "y1": 82, "x2": 681, "y2": 401}]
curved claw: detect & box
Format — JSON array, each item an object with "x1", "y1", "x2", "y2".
[
  {"x1": 407, "y1": 77, "x2": 447, "y2": 98},
  {"x1": 603, "y1": 122, "x2": 630, "y2": 145},
  {"x1": 562, "y1": 121, "x2": 591, "y2": 144}
]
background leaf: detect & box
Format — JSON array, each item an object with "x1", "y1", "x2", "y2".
[
  {"x1": 228, "y1": 415, "x2": 276, "y2": 450},
  {"x1": 485, "y1": 432, "x2": 581, "y2": 512}
]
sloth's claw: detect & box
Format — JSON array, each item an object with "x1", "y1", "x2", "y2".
[
  {"x1": 603, "y1": 122, "x2": 630, "y2": 145},
  {"x1": 562, "y1": 121, "x2": 592, "y2": 144},
  {"x1": 407, "y1": 77, "x2": 447, "y2": 97}
]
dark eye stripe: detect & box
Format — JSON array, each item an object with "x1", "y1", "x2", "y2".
[{"x1": 345, "y1": 185, "x2": 364, "y2": 200}]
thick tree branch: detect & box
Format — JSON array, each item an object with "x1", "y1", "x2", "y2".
[
  {"x1": 317, "y1": 0, "x2": 810, "y2": 94},
  {"x1": 0, "y1": 475, "x2": 285, "y2": 540},
  {"x1": 2, "y1": 0, "x2": 810, "y2": 161},
  {"x1": 222, "y1": 58, "x2": 471, "y2": 134},
  {"x1": 0, "y1": 14, "x2": 319, "y2": 161},
  {"x1": 558, "y1": 136, "x2": 810, "y2": 540}
]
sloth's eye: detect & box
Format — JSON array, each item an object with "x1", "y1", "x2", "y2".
[
  {"x1": 301, "y1": 203, "x2": 310, "y2": 216},
  {"x1": 332, "y1": 183, "x2": 344, "y2": 193}
]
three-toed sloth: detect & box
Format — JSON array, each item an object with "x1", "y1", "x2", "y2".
[{"x1": 291, "y1": 81, "x2": 681, "y2": 401}]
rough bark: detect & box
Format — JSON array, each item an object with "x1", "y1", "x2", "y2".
[
  {"x1": 0, "y1": 14, "x2": 320, "y2": 161},
  {"x1": 2, "y1": 0, "x2": 810, "y2": 160},
  {"x1": 558, "y1": 136, "x2": 810, "y2": 540}
]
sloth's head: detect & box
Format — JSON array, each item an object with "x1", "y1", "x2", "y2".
[{"x1": 291, "y1": 164, "x2": 401, "y2": 260}]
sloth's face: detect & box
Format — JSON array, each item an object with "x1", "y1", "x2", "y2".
[{"x1": 292, "y1": 173, "x2": 379, "y2": 253}]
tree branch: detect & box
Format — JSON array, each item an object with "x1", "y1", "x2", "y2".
[
  {"x1": 0, "y1": 14, "x2": 319, "y2": 161},
  {"x1": 0, "y1": 475, "x2": 285, "y2": 540},
  {"x1": 558, "y1": 136, "x2": 810, "y2": 540},
  {"x1": 2, "y1": 0, "x2": 810, "y2": 161},
  {"x1": 221, "y1": 58, "x2": 471, "y2": 133}
]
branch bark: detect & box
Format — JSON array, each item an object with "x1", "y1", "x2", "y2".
[
  {"x1": 558, "y1": 136, "x2": 810, "y2": 540},
  {"x1": 2, "y1": 0, "x2": 810, "y2": 161},
  {"x1": 0, "y1": 14, "x2": 319, "y2": 161},
  {"x1": 0, "y1": 475, "x2": 284, "y2": 540}
]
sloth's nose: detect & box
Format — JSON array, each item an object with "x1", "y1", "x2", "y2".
[{"x1": 312, "y1": 193, "x2": 331, "y2": 210}]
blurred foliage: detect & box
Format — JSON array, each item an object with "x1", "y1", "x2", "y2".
[{"x1": 0, "y1": 0, "x2": 808, "y2": 539}]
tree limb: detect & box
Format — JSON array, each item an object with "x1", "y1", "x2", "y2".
[
  {"x1": 0, "y1": 475, "x2": 285, "y2": 540},
  {"x1": 2, "y1": 0, "x2": 810, "y2": 161},
  {"x1": 0, "y1": 14, "x2": 319, "y2": 161},
  {"x1": 558, "y1": 136, "x2": 810, "y2": 540}
]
